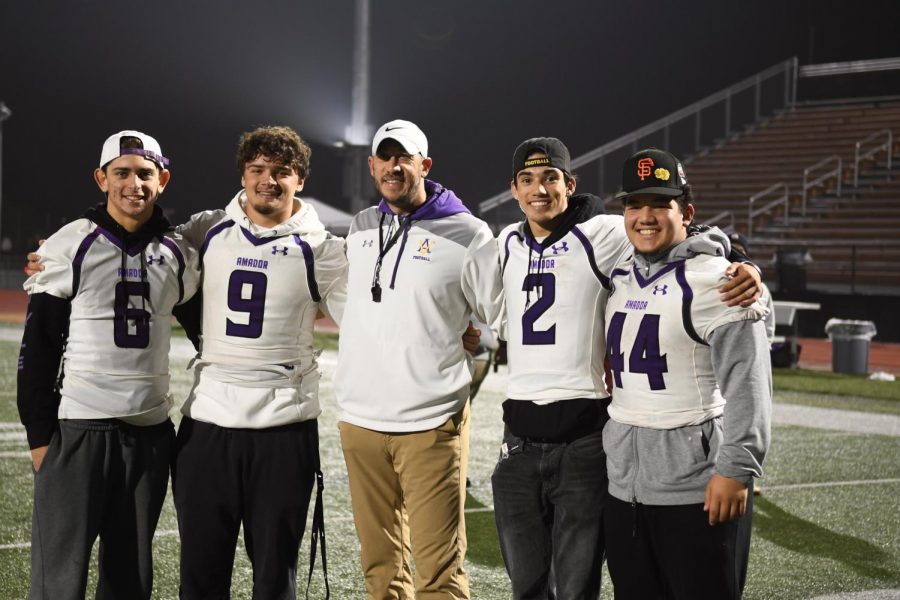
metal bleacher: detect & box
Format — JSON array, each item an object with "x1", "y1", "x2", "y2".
[
  {"x1": 689, "y1": 102, "x2": 900, "y2": 293},
  {"x1": 477, "y1": 56, "x2": 900, "y2": 295}
]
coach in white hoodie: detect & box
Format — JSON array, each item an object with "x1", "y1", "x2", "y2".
[{"x1": 336, "y1": 120, "x2": 502, "y2": 599}]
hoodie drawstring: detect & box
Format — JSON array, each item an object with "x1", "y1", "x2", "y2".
[
  {"x1": 371, "y1": 212, "x2": 413, "y2": 302},
  {"x1": 389, "y1": 216, "x2": 412, "y2": 290}
]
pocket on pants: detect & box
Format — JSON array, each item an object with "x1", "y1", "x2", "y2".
[
  {"x1": 438, "y1": 405, "x2": 467, "y2": 436},
  {"x1": 32, "y1": 424, "x2": 65, "y2": 476}
]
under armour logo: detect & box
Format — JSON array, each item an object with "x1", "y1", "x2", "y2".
[
  {"x1": 653, "y1": 284, "x2": 668, "y2": 296},
  {"x1": 146, "y1": 254, "x2": 165, "y2": 265},
  {"x1": 271, "y1": 245, "x2": 288, "y2": 256},
  {"x1": 551, "y1": 242, "x2": 569, "y2": 255},
  {"x1": 637, "y1": 157, "x2": 654, "y2": 181},
  {"x1": 362, "y1": 240, "x2": 374, "y2": 248}
]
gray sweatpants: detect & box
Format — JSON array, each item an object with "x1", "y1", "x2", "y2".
[{"x1": 29, "y1": 418, "x2": 174, "y2": 600}]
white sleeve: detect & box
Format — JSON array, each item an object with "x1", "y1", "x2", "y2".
[
  {"x1": 689, "y1": 258, "x2": 768, "y2": 339},
  {"x1": 176, "y1": 210, "x2": 227, "y2": 251},
  {"x1": 461, "y1": 223, "x2": 504, "y2": 336},
  {"x1": 316, "y1": 235, "x2": 349, "y2": 327},
  {"x1": 585, "y1": 214, "x2": 632, "y2": 280},
  {"x1": 24, "y1": 220, "x2": 92, "y2": 299}
]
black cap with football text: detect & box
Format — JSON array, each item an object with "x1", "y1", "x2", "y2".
[
  {"x1": 616, "y1": 148, "x2": 688, "y2": 200},
  {"x1": 512, "y1": 137, "x2": 571, "y2": 180}
]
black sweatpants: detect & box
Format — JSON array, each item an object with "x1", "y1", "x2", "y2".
[
  {"x1": 173, "y1": 417, "x2": 318, "y2": 600},
  {"x1": 29, "y1": 418, "x2": 174, "y2": 600},
  {"x1": 604, "y1": 495, "x2": 744, "y2": 600}
]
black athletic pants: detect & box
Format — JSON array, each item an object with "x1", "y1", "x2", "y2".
[
  {"x1": 29, "y1": 418, "x2": 174, "y2": 600},
  {"x1": 173, "y1": 417, "x2": 318, "y2": 600},
  {"x1": 604, "y1": 495, "x2": 745, "y2": 600}
]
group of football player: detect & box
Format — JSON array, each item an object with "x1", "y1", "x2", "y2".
[{"x1": 18, "y1": 120, "x2": 771, "y2": 600}]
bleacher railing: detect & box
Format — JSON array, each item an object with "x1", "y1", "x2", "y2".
[
  {"x1": 801, "y1": 155, "x2": 842, "y2": 216},
  {"x1": 799, "y1": 56, "x2": 900, "y2": 78},
  {"x1": 705, "y1": 210, "x2": 735, "y2": 234},
  {"x1": 854, "y1": 129, "x2": 893, "y2": 188},
  {"x1": 748, "y1": 183, "x2": 790, "y2": 236},
  {"x1": 478, "y1": 57, "x2": 799, "y2": 217}
]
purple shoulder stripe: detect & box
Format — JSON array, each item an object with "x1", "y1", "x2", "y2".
[
  {"x1": 571, "y1": 226, "x2": 611, "y2": 290},
  {"x1": 160, "y1": 237, "x2": 187, "y2": 303},
  {"x1": 72, "y1": 230, "x2": 101, "y2": 296},
  {"x1": 674, "y1": 261, "x2": 706, "y2": 346},
  {"x1": 292, "y1": 234, "x2": 321, "y2": 303},
  {"x1": 200, "y1": 220, "x2": 235, "y2": 260}
]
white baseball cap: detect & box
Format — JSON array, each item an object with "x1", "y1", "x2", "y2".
[
  {"x1": 371, "y1": 119, "x2": 428, "y2": 157},
  {"x1": 99, "y1": 130, "x2": 169, "y2": 169}
]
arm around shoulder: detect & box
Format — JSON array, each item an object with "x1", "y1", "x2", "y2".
[
  {"x1": 461, "y1": 224, "x2": 503, "y2": 336},
  {"x1": 315, "y1": 235, "x2": 349, "y2": 327}
]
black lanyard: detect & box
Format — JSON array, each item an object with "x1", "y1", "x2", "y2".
[{"x1": 371, "y1": 212, "x2": 411, "y2": 302}]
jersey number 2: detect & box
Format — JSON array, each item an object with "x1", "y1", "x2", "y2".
[
  {"x1": 521, "y1": 273, "x2": 556, "y2": 345},
  {"x1": 226, "y1": 270, "x2": 267, "y2": 338},
  {"x1": 606, "y1": 311, "x2": 668, "y2": 390}
]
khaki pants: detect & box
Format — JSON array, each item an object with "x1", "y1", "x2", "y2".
[{"x1": 339, "y1": 403, "x2": 470, "y2": 600}]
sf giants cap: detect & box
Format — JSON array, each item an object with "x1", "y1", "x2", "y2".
[
  {"x1": 371, "y1": 119, "x2": 428, "y2": 157},
  {"x1": 616, "y1": 148, "x2": 687, "y2": 200},
  {"x1": 512, "y1": 137, "x2": 571, "y2": 179},
  {"x1": 99, "y1": 130, "x2": 169, "y2": 169}
]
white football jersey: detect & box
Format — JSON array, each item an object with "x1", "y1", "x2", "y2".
[
  {"x1": 178, "y1": 193, "x2": 347, "y2": 428},
  {"x1": 605, "y1": 253, "x2": 761, "y2": 428},
  {"x1": 499, "y1": 214, "x2": 631, "y2": 401},
  {"x1": 25, "y1": 218, "x2": 199, "y2": 422}
]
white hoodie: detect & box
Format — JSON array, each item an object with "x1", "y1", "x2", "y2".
[{"x1": 177, "y1": 191, "x2": 348, "y2": 428}]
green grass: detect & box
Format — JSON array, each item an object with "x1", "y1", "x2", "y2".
[
  {"x1": 1, "y1": 324, "x2": 899, "y2": 599},
  {"x1": 774, "y1": 367, "x2": 900, "y2": 404}
]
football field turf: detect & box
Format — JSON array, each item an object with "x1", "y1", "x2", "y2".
[{"x1": 0, "y1": 326, "x2": 898, "y2": 599}]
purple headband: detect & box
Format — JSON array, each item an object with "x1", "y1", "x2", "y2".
[{"x1": 120, "y1": 147, "x2": 170, "y2": 167}]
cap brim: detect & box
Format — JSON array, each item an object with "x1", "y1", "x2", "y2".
[
  {"x1": 374, "y1": 134, "x2": 423, "y2": 156},
  {"x1": 616, "y1": 187, "x2": 683, "y2": 200}
]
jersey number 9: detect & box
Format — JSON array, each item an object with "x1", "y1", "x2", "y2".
[{"x1": 226, "y1": 270, "x2": 267, "y2": 339}]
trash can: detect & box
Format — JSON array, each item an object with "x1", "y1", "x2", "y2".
[
  {"x1": 824, "y1": 319, "x2": 877, "y2": 375},
  {"x1": 776, "y1": 247, "x2": 811, "y2": 293}
]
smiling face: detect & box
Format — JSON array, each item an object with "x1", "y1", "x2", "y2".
[
  {"x1": 241, "y1": 155, "x2": 304, "y2": 227},
  {"x1": 368, "y1": 138, "x2": 432, "y2": 214},
  {"x1": 94, "y1": 154, "x2": 169, "y2": 232},
  {"x1": 623, "y1": 194, "x2": 695, "y2": 254},
  {"x1": 511, "y1": 152, "x2": 575, "y2": 237}
]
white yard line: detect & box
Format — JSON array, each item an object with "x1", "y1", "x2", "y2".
[
  {"x1": 773, "y1": 403, "x2": 900, "y2": 436},
  {"x1": 3, "y1": 478, "x2": 900, "y2": 552}
]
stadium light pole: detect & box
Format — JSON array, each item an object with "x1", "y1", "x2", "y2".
[
  {"x1": 341, "y1": 0, "x2": 373, "y2": 215},
  {"x1": 0, "y1": 102, "x2": 11, "y2": 252}
]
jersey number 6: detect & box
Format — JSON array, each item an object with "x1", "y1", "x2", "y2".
[{"x1": 113, "y1": 281, "x2": 151, "y2": 348}]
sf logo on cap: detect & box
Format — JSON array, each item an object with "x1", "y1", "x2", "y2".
[{"x1": 637, "y1": 157, "x2": 654, "y2": 181}]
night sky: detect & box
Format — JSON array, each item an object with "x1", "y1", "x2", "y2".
[{"x1": 1, "y1": 0, "x2": 899, "y2": 246}]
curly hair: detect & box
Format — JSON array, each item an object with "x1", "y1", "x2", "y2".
[{"x1": 236, "y1": 126, "x2": 311, "y2": 179}]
